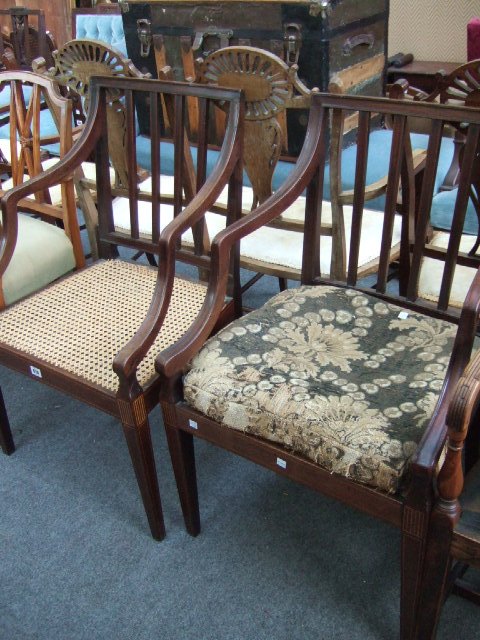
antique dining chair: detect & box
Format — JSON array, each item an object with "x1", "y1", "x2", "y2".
[
  {"x1": 412, "y1": 348, "x2": 480, "y2": 639},
  {"x1": 34, "y1": 38, "x2": 154, "y2": 258},
  {"x1": 156, "y1": 93, "x2": 480, "y2": 639},
  {"x1": 389, "y1": 60, "x2": 480, "y2": 307},
  {"x1": 0, "y1": 8, "x2": 55, "y2": 71},
  {"x1": 0, "y1": 8, "x2": 56, "y2": 127},
  {"x1": 188, "y1": 46, "x2": 434, "y2": 285},
  {"x1": 0, "y1": 69, "x2": 84, "y2": 307},
  {"x1": 0, "y1": 75, "x2": 245, "y2": 540}
]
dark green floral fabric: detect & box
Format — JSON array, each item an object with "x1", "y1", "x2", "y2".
[{"x1": 184, "y1": 285, "x2": 462, "y2": 494}]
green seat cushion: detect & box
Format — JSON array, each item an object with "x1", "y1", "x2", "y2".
[
  {"x1": 3, "y1": 214, "x2": 75, "y2": 305},
  {"x1": 184, "y1": 285, "x2": 464, "y2": 494}
]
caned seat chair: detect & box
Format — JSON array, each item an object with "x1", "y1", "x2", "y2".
[
  {"x1": 0, "y1": 75, "x2": 245, "y2": 540},
  {"x1": 413, "y1": 350, "x2": 480, "y2": 639},
  {"x1": 0, "y1": 69, "x2": 84, "y2": 308},
  {"x1": 156, "y1": 93, "x2": 480, "y2": 638}
]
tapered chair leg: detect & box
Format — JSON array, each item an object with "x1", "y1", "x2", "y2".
[
  {"x1": 162, "y1": 405, "x2": 200, "y2": 536},
  {"x1": 120, "y1": 412, "x2": 165, "y2": 541},
  {"x1": 400, "y1": 510, "x2": 429, "y2": 640},
  {"x1": 0, "y1": 387, "x2": 15, "y2": 455},
  {"x1": 412, "y1": 517, "x2": 454, "y2": 639}
]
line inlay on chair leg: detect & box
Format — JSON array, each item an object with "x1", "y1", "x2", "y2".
[
  {"x1": 0, "y1": 386, "x2": 15, "y2": 455},
  {"x1": 119, "y1": 401, "x2": 165, "y2": 541}
]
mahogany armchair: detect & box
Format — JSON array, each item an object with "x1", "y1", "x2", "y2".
[
  {"x1": 157, "y1": 93, "x2": 480, "y2": 638},
  {"x1": 0, "y1": 75, "x2": 245, "y2": 540}
]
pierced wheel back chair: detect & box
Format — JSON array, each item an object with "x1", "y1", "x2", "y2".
[
  {"x1": 157, "y1": 93, "x2": 480, "y2": 638},
  {"x1": 0, "y1": 75, "x2": 245, "y2": 540},
  {"x1": 35, "y1": 39, "x2": 153, "y2": 259},
  {"x1": 190, "y1": 46, "x2": 417, "y2": 285},
  {"x1": 0, "y1": 69, "x2": 85, "y2": 308},
  {"x1": 413, "y1": 350, "x2": 480, "y2": 638}
]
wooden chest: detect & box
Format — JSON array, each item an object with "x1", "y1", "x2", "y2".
[{"x1": 120, "y1": 0, "x2": 390, "y2": 153}]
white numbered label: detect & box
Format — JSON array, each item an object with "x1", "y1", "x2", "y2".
[
  {"x1": 29, "y1": 365, "x2": 42, "y2": 378},
  {"x1": 276, "y1": 457, "x2": 287, "y2": 469},
  {"x1": 188, "y1": 419, "x2": 198, "y2": 430}
]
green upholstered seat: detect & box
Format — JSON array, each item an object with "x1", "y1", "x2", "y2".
[{"x1": 2, "y1": 213, "x2": 76, "y2": 306}]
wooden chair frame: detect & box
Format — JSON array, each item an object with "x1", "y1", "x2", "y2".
[
  {"x1": 155, "y1": 93, "x2": 480, "y2": 639},
  {"x1": 0, "y1": 8, "x2": 55, "y2": 71},
  {"x1": 413, "y1": 345, "x2": 480, "y2": 638}
]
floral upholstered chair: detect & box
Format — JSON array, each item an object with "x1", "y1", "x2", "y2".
[{"x1": 157, "y1": 93, "x2": 480, "y2": 638}]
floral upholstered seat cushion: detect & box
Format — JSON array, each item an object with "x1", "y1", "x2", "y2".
[{"x1": 184, "y1": 285, "x2": 463, "y2": 494}]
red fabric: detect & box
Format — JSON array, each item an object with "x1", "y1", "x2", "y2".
[{"x1": 467, "y1": 17, "x2": 480, "y2": 61}]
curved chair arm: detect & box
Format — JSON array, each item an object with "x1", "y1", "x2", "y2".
[
  {"x1": 112, "y1": 91, "x2": 245, "y2": 388},
  {"x1": 410, "y1": 267, "x2": 480, "y2": 477},
  {"x1": 155, "y1": 98, "x2": 327, "y2": 380}
]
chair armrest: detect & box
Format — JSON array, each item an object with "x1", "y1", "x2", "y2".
[
  {"x1": 154, "y1": 101, "x2": 326, "y2": 380},
  {"x1": 387, "y1": 79, "x2": 430, "y2": 102},
  {"x1": 112, "y1": 97, "x2": 244, "y2": 388},
  {"x1": 436, "y1": 347, "x2": 480, "y2": 505},
  {"x1": 411, "y1": 267, "x2": 480, "y2": 474}
]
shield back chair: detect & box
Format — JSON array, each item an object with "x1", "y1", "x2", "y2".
[
  {"x1": 0, "y1": 75, "x2": 245, "y2": 540},
  {"x1": 0, "y1": 69, "x2": 85, "y2": 308},
  {"x1": 156, "y1": 93, "x2": 480, "y2": 639},
  {"x1": 412, "y1": 348, "x2": 480, "y2": 639}
]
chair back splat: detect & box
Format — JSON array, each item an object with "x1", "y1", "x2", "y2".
[
  {"x1": 155, "y1": 92, "x2": 480, "y2": 639},
  {"x1": 0, "y1": 75, "x2": 244, "y2": 541}
]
